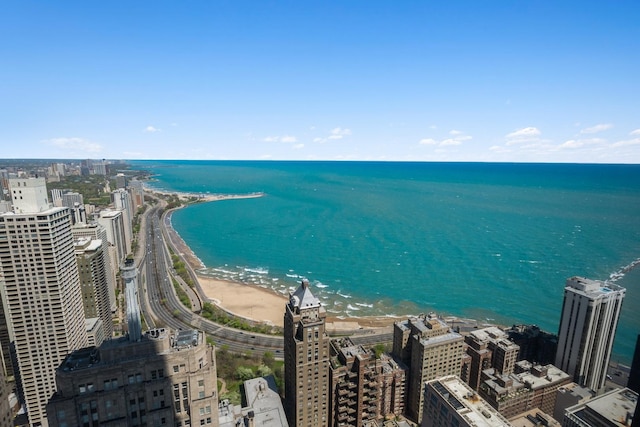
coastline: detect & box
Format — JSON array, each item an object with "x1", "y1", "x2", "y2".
[{"x1": 156, "y1": 189, "x2": 403, "y2": 331}]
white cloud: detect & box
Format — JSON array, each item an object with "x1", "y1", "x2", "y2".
[
  {"x1": 489, "y1": 145, "x2": 510, "y2": 153},
  {"x1": 43, "y1": 137, "x2": 102, "y2": 153},
  {"x1": 264, "y1": 135, "x2": 298, "y2": 143},
  {"x1": 505, "y1": 127, "x2": 542, "y2": 145},
  {"x1": 506, "y1": 127, "x2": 540, "y2": 139},
  {"x1": 580, "y1": 123, "x2": 612, "y2": 134},
  {"x1": 419, "y1": 138, "x2": 438, "y2": 145},
  {"x1": 280, "y1": 135, "x2": 298, "y2": 143},
  {"x1": 440, "y1": 139, "x2": 462, "y2": 146},
  {"x1": 328, "y1": 127, "x2": 352, "y2": 140},
  {"x1": 313, "y1": 127, "x2": 352, "y2": 143},
  {"x1": 611, "y1": 138, "x2": 640, "y2": 148},
  {"x1": 419, "y1": 131, "x2": 472, "y2": 147},
  {"x1": 630, "y1": 129, "x2": 640, "y2": 136},
  {"x1": 559, "y1": 140, "x2": 584, "y2": 149},
  {"x1": 144, "y1": 125, "x2": 161, "y2": 133},
  {"x1": 292, "y1": 143, "x2": 305, "y2": 150}
]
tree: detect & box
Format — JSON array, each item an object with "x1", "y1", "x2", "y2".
[
  {"x1": 373, "y1": 343, "x2": 386, "y2": 359},
  {"x1": 262, "y1": 351, "x2": 275, "y2": 368},
  {"x1": 235, "y1": 367, "x2": 255, "y2": 381},
  {"x1": 256, "y1": 365, "x2": 272, "y2": 377}
]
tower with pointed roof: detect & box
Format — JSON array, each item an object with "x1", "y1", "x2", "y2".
[{"x1": 284, "y1": 279, "x2": 330, "y2": 427}]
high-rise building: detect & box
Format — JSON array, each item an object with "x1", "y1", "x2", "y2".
[
  {"x1": 328, "y1": 338, "x2": 380, "y2": 427},
  {"x1": 9, "y1": 177, "x2": 49, "y2": 213},
  {"x1": 92, "y1": 160, "x2": 107, "y2": 176},
  {"x1": 97, "y1": 210, "x2": 129, "y2": 264},
  {"x1": 72, "y1": 222, "x2": 118, "y2": 312},
  {"x1": 111, "y1": 189, "x2": 133, "y2": 253},
  {"x1": 284, "y1": 279, "x2": 330, "y2": 427},
  {"x1": 422, "y1": 375, "x2": 513, "y2": 427},
  {"x1": 128, "y1": 180, "x2": 145, "y2": 210},
  {"x1": 0, "y1": 358, "x2": 13, "y2": 427},
  {"x1": 506, "y1": 324, "x2": 557, "y2": 366},
  {"x1": 0, "y1": 178, "x2": 88, "y2": 426},
  {"x1": 122, "y1": 259, "x2": 142, "y2": 342},
  {"x1": 61, "y1": 191, "x2": 83, "y2": 210},
  {"x1": 47, "y1": 328, "x2": 219, "y2": 427},
  {"x1": 115, "y1": 173, "x2": 127, "y2": 189},
  {"x1": 555, "y1": 276, "x2": 625, "y2": 393},
  {"x1": 393, "y1": 314, "x2": 464, "y2": 424},
  {"x1": 464, "y1": 327, "x2": 519, "y2": 391},
  {"x1": 74, "y1": 238, "x2": 113, "y2": 340},
  {"x1": 375, "y1": 353, "x2": 407, "y2": 419}
]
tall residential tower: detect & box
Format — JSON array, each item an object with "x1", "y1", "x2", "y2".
[
  {"x1": 284, "y1": 279, "x2": 330, "y2": 427},
  {"x1": 555, "y1": 276, "x2": 625, "y2": 393},
  {"x1": 0, "y1": 178, "x2": 88, "y2": 426}
]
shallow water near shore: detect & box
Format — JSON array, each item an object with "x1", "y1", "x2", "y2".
[{"x1": 136, "y1": 160, "x2": 640, "y2": 364}]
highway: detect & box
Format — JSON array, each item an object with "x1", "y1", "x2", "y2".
[
  {"x1": 138, "y1": 205, "x2": 286, "y2": 356},
  {"x1": 136, "y1": 202, "x2": 393, "y2": 358}
]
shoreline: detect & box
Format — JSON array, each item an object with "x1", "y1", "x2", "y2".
[
  {"x1": 156, "y1": 190, "x2": 405, "y2": 331},
  {"x1": 158, "y1": 194, "x2": 490, "y2": 333}
]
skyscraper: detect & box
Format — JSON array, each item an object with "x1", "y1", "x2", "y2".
[
  {"x1": 284, "y1": 279, "x2": 330, "y2": 427},
  {"x1": 555, "y1": 276, "x2": 625, "y2": 393},
  {"x1": 71, "y1": 222, "x2": 118, "y2": 312},
  {"x1": 393, "y1": 313, "x2": 465, "y2": 424},
  {"x1": 0, "y1": 177, "x2": 88, "y2": 426},
  {"x1": 111, "y1": 189, "x2": 133, "y2": 254},
  {"x1": 74, "y1": 238, "x2": 113, "y2": 340}
]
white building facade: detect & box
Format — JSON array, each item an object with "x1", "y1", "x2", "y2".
[{"x1": 555, "y1": 276, "x2": 625, "y2": 393}]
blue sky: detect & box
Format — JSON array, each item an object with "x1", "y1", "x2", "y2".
[{"x1": 1, "y1": 1, "x2": 639, "y2": 162}]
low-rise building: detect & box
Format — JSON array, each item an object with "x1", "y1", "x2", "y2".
[
  {"x1": 219, "y1": 376, "x2": 288, "y2": 427},
  {"x1": 479, "y1": 362, "x2": 571, "y2": 419},
  {"x1": 563, "y1": 387, "x2": 637, "y2": 427},
  {"x1": 422, "y1": 375, "x2": 513, "y2": 427}
]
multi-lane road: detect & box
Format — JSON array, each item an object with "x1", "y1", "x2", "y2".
[{"x1": 136, "y1": 203, "x2": 392, "y2": 357}]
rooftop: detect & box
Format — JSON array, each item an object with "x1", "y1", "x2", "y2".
[
  {"x1": 58, "y1": 328, "x2": 202, "y2": 372},
  {"x1": 429, "y1": 375, "x2": 513, "y2": 427},
  {"x1": 289, "y1": 278, "x2": 321, "y2": 311},
  {"x1": 220, "y1": 376, "x2": 288, "y2": 427},
  {"x1": 568, "y1": 387, "x2": 637, "y2": 425},
  {"x1": 468, "y1": 326, "x2": 508, "y2": 343},
  {"x1": 418, "y1": 331, "x2": 463, "y2": 347},
  {"x1": 566, "y1": 276, "x2": 625, "y2": 297}
]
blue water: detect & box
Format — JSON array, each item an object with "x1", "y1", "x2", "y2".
[{"x1": 133, "y1": 160, "x2": 640, "y2": 364}]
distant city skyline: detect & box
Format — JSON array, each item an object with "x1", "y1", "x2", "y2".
[{"x1": 1, "y1": 2, "x2": 639, "y2": 163}]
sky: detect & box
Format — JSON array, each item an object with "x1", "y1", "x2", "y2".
[{"x1": 1, "y1": 1, "x2": 639, "y2": 163}]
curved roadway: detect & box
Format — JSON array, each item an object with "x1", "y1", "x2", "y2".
[{"x1": 137, "y1": 202, "x2": 392, "y2": 358}]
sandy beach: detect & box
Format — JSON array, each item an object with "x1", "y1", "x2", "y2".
[
  {"x1": 197, "y1": 273, "x2": 405, "y2": 331},
  {"x1": 157, "y1": 193, "x2": 401, "y2": 332}
]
